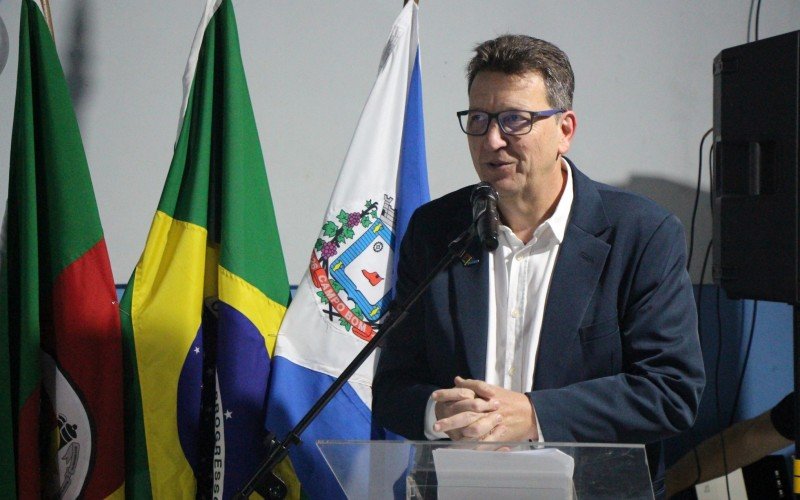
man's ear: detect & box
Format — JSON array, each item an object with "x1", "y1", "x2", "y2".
[{"x1": 558, "y1": 110, "x2": 577, "y2": 155}]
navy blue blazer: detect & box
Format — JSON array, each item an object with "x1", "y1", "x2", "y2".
[{"x1": 372, "y1": 160, "x2": 705, "y2": 491}]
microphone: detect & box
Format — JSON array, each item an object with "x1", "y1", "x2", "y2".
[{"x1": 471, "y1": 182, "x2": 499, "y2": 251}]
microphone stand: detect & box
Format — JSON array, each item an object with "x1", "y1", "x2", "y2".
[{"x1": 234, "y1": 222, "x2": 479, "y2": 499}]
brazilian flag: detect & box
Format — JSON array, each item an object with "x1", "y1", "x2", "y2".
[{"x1": 119, "y1": 1, "x2": 294, "y2": 498}]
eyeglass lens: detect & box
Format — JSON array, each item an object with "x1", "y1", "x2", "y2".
[{"x1": 462, "y1": 111, "x2": 533, "y2": 135}]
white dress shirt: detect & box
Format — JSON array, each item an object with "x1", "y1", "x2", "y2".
[{"x1": 425, "y1": 160, "x2": 574, "y2": 440}]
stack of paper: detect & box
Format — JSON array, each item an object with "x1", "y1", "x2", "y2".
[{"x1": 431, "y1": 447, "x2": 575, "y2": 500}]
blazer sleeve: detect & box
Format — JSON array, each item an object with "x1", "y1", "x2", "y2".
[
  {"x1": 372, "y1": 207, "x2": 440, "y2": 440},
  {"x1": 530, "y1": 214, "x2": 706, "y2": 444}
]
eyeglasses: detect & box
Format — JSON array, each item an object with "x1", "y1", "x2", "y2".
[{"x1": 456, "y1": 108, "x2": 566, "y2": 136}]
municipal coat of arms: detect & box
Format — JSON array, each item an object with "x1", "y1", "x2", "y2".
[
  {"x1": 310, "y1": 195, "x2": 396, "y2": 341},
  {"x1": 41, "y1": 352, "x2": 92, "y2": 499}
]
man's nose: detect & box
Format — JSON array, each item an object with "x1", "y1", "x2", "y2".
[{"x1": 483, "y1": 119, "x2": 508, "y2": 149}]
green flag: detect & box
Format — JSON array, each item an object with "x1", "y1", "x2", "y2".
[{"x1": 0, "y1": 0, "x2": 125, "y2": 498}]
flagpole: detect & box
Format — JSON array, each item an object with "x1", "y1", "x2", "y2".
[{"x1": 40, "y1": 0, "x2": 55, "y2": 37}]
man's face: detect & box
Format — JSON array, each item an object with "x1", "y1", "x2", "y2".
[{"x1": 467, "y1": 70, "x2": 574, "y2": 202}]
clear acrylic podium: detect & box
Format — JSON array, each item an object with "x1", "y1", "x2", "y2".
[{"x1": 317, "y1": 440, "x2": 654, "y2": 499}]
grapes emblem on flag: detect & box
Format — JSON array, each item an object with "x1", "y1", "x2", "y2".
[{"x1": 310, "y1": 195, "x2": 396, "y2": 341}]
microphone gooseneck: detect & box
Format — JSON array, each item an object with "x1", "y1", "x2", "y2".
[{"x1": 471, "y1": 182, "x2": 499, "y2": 251}]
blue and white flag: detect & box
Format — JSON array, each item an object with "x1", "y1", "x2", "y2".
[{"x1": 265, "y1": 2, "x2": 429, "y2": 498}]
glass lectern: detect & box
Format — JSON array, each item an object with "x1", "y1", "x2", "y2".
[{"x1": 317, "y1": 440, "x2": 654, "y2": 499}]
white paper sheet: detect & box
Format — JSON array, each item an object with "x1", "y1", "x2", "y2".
[{"x1": 432, "y1": 447, "x2": 575, "y2": 500}]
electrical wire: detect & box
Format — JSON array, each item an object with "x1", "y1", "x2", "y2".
[
  {"x1": 755, "y1": 0, "x2": 762, "y2": 41},
  {"x1": 729, "y1": 301, "x2": 759, "y2": 428},
  {"x1": 715, "y1": 286, "x2": 732, "y2": 500},
  {"x1": 688, "y1": 3, "x2": 765, "y2": 496},
  {"x1": 690, "y1": 239, "x2": 714, "y2": 488},
  {"x1": 706, "y1": 121, "x2": 733, "y2": 500},
  {"x1": 688, "y1": 128, "x2": 714, "y2": 272},
  {"x1": 748, "y1": 0, "x2": 763, "y2": 42},
  {"x1": 708, "y1": 142, "x2": 715, "y2": 216},
  {"x1": 686, "y1": 123, "x2": 714, "y2": 490}
]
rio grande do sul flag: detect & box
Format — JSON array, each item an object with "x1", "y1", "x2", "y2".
[
  {"x1": 265, "y1": 2, "x2": 429, "y2": 499},
  {"x1": 0, "y1": 0, "x2": 124, "y2": 498},
  {"x1": 118, "y1": 0, "x2": 291, "y2": 498}
]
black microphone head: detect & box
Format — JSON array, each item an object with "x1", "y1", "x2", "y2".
[
  {"x1": 471, "y1": 182, "x2": 499, "y2": 251},
  {"x1": 482, "y1": 230, "x2": 499, "y2": 251},
  {"x1": 470, "y1": 182, "x2": 498, "y2": 205}
]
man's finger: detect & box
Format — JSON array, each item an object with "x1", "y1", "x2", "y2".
[
  {"x1": 445, "y1": 397, "x2": 499, "y2": 415},
  {"x1": 479, "y1": 423, "x2": 508, "y2": 443},
  {"x1": 436, "y1": 396, "x2": 498, "y2": 422},
  {"x1": 454, "y1": 377, "x2": 497, "y2": 399},
  {"x1": 434, "y1": 410, "x2": 498, "y2": 434},
  {"x1": 431, "y1": 386, "x2": 475, "y2": 402},
  {"x1": 436, "y1": 411, "x2": 502, "y2": 438},
  {"x1": 460, "y1": 413, "x2": 504, "y2": 440},
  {"x1": 433, "y1": 411, "x2": 481, "y2": 433}
]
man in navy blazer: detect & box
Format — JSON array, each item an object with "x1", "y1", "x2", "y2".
[{"x1": 372, "y1": 35, "x2": 704, "y2": 498}]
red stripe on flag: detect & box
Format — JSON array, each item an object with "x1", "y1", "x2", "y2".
[{"x1": 50, "y1": 239, "x2": 124, "y2": 497}]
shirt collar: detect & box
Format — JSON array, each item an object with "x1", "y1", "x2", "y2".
[
  {"x1": 497, "y1": 158, "x2": 573, "y2": 247},
  {"x1": 546, "y1": 157, "x2": 573, "y2": 244}
]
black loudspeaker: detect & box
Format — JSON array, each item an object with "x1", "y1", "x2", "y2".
[{"x1": 712, "y1": 30, "x2": 800, "y2": 304}]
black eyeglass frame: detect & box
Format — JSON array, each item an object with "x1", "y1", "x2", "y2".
[{"x1": 456, "y1": 108, "x2": 566, "y2": 136}]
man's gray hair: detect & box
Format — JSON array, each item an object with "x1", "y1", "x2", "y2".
[{"x1": 467, "y1": 34, "x2": 574, "y2": 110}]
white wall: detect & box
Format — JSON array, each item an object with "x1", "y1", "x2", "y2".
[{"x1": 0, "y1": 0, "x2": 798, "y2": 283}]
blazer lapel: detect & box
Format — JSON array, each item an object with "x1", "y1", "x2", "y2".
[
  {"x1": 534, "y1": 162, "x2": 611, "y2": 389},
  {"x1": 451, "y1": 238, "x2": 489, "y2": 380}
]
